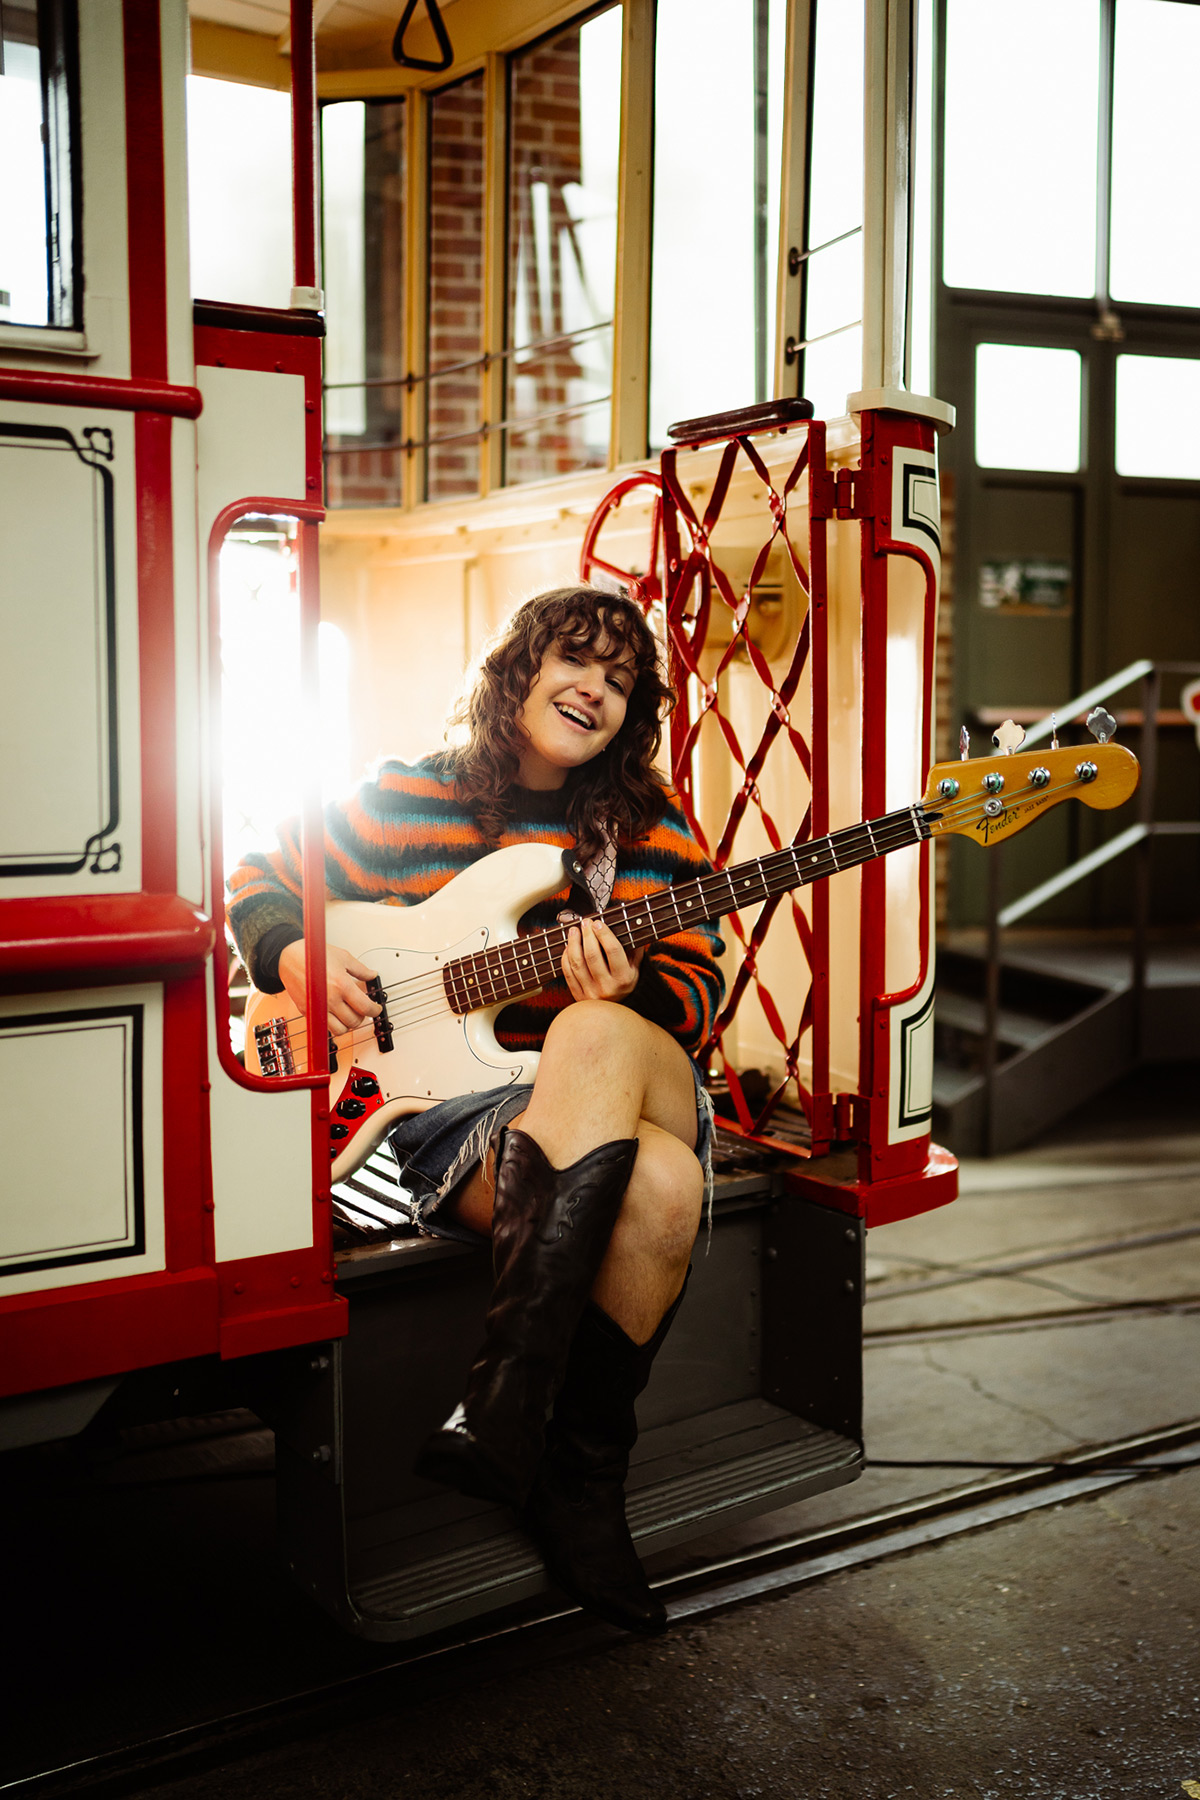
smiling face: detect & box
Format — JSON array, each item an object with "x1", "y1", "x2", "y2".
[{"x1": 515, "y1": 637, "x2": 636, "y2": 789}]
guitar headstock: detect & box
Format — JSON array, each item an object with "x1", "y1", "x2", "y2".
[{"x1": 922, "y1": 738, "x2": 1139, "y2": 846}]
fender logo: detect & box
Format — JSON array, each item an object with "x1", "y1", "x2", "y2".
[{"x1": 980, "y1": 803, "x2": 1030, "y2": 842}]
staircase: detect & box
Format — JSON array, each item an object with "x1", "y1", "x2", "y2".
[
  {"x1": 934, "y1": 659, "x2": 1200, "y2": 1156},
  {"x1": 932, "y1": 939, "x2": 1136, "y2": 1155}
]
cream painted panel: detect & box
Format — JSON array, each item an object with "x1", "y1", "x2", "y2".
[
  {"x1": 76, "y1": 0, "x2": 131, "y2": 379},
  {"x1": 207, "y1": 997, "x2": 315, "y2": 1262},
  {"x1": 887, "y1": 872, "x2": 935, "y2": 1143},
  {"x1": 159, "y1": 0, "x2": 195, "y2": 391},
  {"x1": 173, "y1": 413, "x2": 204, "y2": 907},
  {"x1": 0, "y1": 984, "x2": 165, "y2": 1297},
  {"x1": 197, "y1": 364, "x2": 314, "y2": 1257},
  {"x1": 0, "y1": 403, "x2": 141, "y2": 898},
  {"x1": 196, "y1": 367, "x2": 307, "y2": 535}
]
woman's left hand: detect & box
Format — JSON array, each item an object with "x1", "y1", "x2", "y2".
[{"x1": 561, "y1": 916, "x2": 645, "y2": 1002}]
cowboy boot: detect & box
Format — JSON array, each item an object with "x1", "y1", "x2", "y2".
[
  {"x1": 523, "y1": 1275, "x2": 689, "y2": 1634},
  {"x1": 413, "y1": 1127, "x2": 638, "y2": 1510}
]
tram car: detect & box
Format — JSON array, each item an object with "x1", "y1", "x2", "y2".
[{"x1": 0, "y1": 0, "x2": 1137, "y2": 1639}]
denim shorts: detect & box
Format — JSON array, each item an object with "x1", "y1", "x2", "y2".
[{"x1": 388, "y1": 1056, "x2": 715, "y2": 1248}]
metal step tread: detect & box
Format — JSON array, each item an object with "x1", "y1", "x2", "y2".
[
  {"x1": 934, "y1": 990, "x2": 1061, "y2": 1048},
  {"x1": 351, "y1": 1406, "x2": 859, "y2": 1623}
]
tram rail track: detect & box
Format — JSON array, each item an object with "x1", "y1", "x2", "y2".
[
  {"x1": 7, "y1": 1417, "x2": 1200, "y2": 1800},
  {"x1": 863, "y1": 1220, "x2": 1200, "y2": 1302}
]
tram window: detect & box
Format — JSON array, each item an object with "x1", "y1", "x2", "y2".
[
  {"x1": 942, "y1": 0, "x2": 1099, "y2": 299},
  {"x1": 0, "y1": 0, "x2": 79, "y2": 330},
  {"x1": 797, "y1": 0, "x2": 863, "y2": 418},
  {"x1": 1115, "y1": 355, "x2": 1200, "y2": 482},
  {"x1": 321, "y1": 98, "x2": 407, "y2": 507},
  {"x1": 186, "y1": 76, "x2": 292, "y2": 308},
  {"x1": 1110, "y1": 0, "x2": 1200, "y2": 311},
  {"x1": 505, "y1": 6, "x2": 620, "y2": 485},
  {"x1": 974, "y1": 344, "x2": 1082, "y2": 473},
  {"x1": 427, "y1": 73, "x2": 486, "y2": 501},
  {"x1": 649, "y1": 0, "x2": 786, "y2": 448}
]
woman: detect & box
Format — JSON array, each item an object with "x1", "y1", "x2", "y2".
[{"x1": 227, "y1": 586, "x2": 725, "y2": 1633}]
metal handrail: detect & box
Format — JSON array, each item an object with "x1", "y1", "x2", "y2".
[
  {"x1": 322, "y1": 318, "x2": 614, "y2": 394},
  {"x1": 977, "y1": 658, "x2": 1200, "y2": 1155}
]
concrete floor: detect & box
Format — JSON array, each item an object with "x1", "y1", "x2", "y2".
[{"x1": 4, "y1": 1065, "x2": 1199, "y2": 1798}]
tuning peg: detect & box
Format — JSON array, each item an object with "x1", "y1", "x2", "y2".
[
  {"x1": 992, "y1": 719, "x2": 1026, "y2": 756},
  {"x1": 1050, "y1": 712, "x2": 1059, "y2": 751},
  {"x1": 959, "y1": 725, "x2": 970, "y2": 761},
  {"x1": 1087, "y1": 705, "x2": 1117, "y2": 744}
]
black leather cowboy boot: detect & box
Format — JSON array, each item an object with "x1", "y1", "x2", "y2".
[
  {"x1": 522, "y1": 1275, "x2": 689, "y2": 1634},
  {"x1": 413, "y1": 1127, "x2": 638, "y2": 1510}
]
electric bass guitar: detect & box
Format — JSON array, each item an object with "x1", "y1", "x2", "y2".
[{"x1": 243, "y1": 725, "x2": 1139, "y2": 1181}]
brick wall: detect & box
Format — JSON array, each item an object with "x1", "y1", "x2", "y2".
[{"x1": 427, "y1": 73, "x2": 485, "y2": 501}]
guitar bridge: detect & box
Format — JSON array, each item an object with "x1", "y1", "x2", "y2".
[
  {"x1": 367, "y1": 977, "x2": 394, "y2": 1053},
  {"x1": 254, "y1": 1017, "x2": 295, "y2": 1077}
]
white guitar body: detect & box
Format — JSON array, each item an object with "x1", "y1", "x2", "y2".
[{"x1": 243, "y1": 842, "x2": 567, "y2": 1181}]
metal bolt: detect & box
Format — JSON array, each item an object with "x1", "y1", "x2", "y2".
[
  {"x1": 1076, "y1": 760, "x2": 1098, "y2": 783},
  {"x1": 844, "y1": 1278, "x2": 856, "y2": 1293},
  {"x1": 312, "y1": 1444, "x2": 332, "y2": 1463},
  {"x1": 984, "y1": 797, "x2": 1004, "y2": 818},
  {"x1": 290, "y1": 1275, "x2": 302, "y2": 1288},
  {"x1": 983, "y1": 771, "x2": 1004, "y2": 794},
  {"x1": 1029, "y1": 766, "x2": 1051, "y2": 787},
  {"x1": 233, "y1": 1282, "x2": 244, "y2": 1295},
  {"x1": 766, "y1": 1246, "x2": 779, "y2": 1261}
]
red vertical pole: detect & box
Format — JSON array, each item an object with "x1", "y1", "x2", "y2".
[
  {"x1": 290, "y1": 0, "x2": 318, "y2": 295},
  {"x1": 807, "y1": 423, "x2": 832, "y2": 1146}
]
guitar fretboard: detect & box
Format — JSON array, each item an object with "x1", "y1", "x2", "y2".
[{"x1": 439, "y1": 803, "x2": 932, "y2": 1015}]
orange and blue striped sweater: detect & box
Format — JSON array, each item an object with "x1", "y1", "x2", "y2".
[{"x1": 226, "y1": 757, "x2": 725, "y2": 1060}]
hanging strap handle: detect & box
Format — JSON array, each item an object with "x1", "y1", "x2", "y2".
[{"x1": 392, "y1": 0, "x2": 454, "y2": 71}]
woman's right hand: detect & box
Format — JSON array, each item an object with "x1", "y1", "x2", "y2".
[{"x1": 278, "y1": 939, "x2": 381, "y2": 1036}]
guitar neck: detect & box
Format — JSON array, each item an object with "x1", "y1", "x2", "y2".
[{"x1": 441, "y1": 803, "x2": 931, "y2": 1015}]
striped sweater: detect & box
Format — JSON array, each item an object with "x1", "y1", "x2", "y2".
[{"x1": 226, "y1": 757, "x2": 725, "y2": 1059}]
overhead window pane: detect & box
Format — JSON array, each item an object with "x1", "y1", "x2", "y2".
[
  {"x1": 1116, "y1": 356, "x2": 1200, "y2": 481},
  {"x1": 0, "y1": 0, "x2": 79, "y2": 329},
  {"x1": 427, "y1": 74, "x2": 485, "y2": 502},
  {"x1": 800, "y1": 0, "x2": 863, "y2": 417},
  {"x1": 650, "y1": 0, "x2": 786, "y2": 448},
  {"x1": 322, "y1": 98, "x2": 407, "y2": 509},
  {"x1": 975, "y1": 344, "x2": 1082, "y2": 472},
  {"x1": 188, "y1": 77, "x2": 293, "y2": 307},
  {"x1": 943, "y1": 0, "x2": 1099, "y2": 298},
  {"x1": 1110, "y1": 0, "x2": 1200, "y2": 309},
  {"x1": 506, "y1": 6, "x2": 620, "y2": 486}
]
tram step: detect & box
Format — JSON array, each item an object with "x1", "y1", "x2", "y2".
[{"x1": 351, "y1": 1400, "x2": 859, "y2": 1629}]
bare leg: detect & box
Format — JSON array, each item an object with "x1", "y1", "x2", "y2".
[{"x1": 450, "y1": 1002, "x2": 703, "y2": 1343}]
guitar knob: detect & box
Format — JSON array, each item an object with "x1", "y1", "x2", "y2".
[
  {"x1": 336, "y1": 1097, "x2": 367, "y2": 1119},
  {"x1": 982, "y1": 771, "x2": 1004, "y2": 794},
  {"x1": 1029, "y1": 767, "x2": 1051, "y2": 788},
  {"x1": 330, "y1": 1123, "x2": 350, "y2": 1141},
  {"x1": 1076, "y1": 760, "x2": 1098, "y2": 783},
  {"x1": 349, "y1": 1071, "x2": 380, "y2": 1097}
]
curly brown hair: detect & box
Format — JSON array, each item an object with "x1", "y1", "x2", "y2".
[{"x1": 436, "y1": 586, "x2": 675, "y2": 860}]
